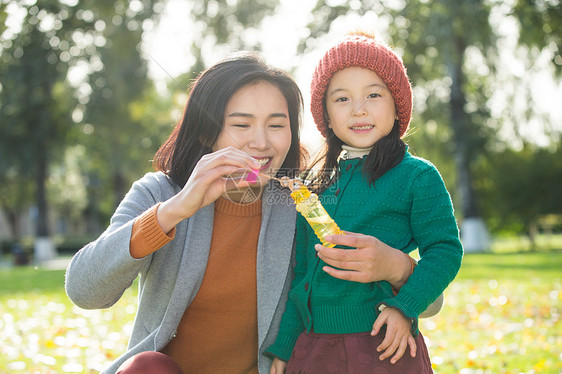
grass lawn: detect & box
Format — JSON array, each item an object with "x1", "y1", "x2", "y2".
[
  {"x1": 1, "y1": 249, "x2": 561, "y2": 373},
  {"x1": 422, "y1": 250, "x2": 562, "y2": 373}
]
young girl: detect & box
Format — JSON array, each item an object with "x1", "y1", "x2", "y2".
[{"x1": 266, "y1": 33, "x2": 463, "y2": 373}]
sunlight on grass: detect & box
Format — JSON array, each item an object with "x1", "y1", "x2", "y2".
[
  {"x1": 421, "y1": 277, "x2": 561, "y2": 373},
  {"x1": 0, "y1": 268, "x2": 138, "y2": 373},
  {"x1": 0, "y1": 250, "x2": 561, "y2": 373}
]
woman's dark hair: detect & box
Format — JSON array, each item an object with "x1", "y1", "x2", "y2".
[
  {"x1": 306, "y1": 119, "x2": 406, "y2": 193},
  {"x1": 153, "y1": 52, "x2": 305, "y2": 187}
]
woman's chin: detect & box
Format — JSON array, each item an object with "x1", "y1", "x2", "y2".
[{"x1": 223, "y1": 184, "x2": 264, "y2": 204}]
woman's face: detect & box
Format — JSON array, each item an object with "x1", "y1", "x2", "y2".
[
  {"x1": 212, "y1": 81, "x2": 292, "y2": 198},
  {"x1": 325, "y1": 67, "x2": 397, "y2": 149}
]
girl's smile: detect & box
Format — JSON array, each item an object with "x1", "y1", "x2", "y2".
[{"x1": 349, "y1": 123, "x2": 375, "y2": 134}]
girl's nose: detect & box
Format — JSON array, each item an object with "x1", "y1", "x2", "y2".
[{"x1": 352, "y1": 101, "x2": 367, "y2": 116}]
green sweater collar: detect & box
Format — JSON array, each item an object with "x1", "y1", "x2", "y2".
[{"x1": 338, "y1": 146, "x2": 410, "y2": 171}]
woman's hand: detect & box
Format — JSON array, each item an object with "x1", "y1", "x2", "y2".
[
  {"x1": 315, "y1": 232, "x2": 411, "y2": 289},
  {"x1": 270, "y1": 358, "x2": 287, "y2": 374},
  {"x1": 157, "y1": 147, "x2": 261, "y2": 232},
  {"x1": 372, "y1": 307, "x2": 416, "y2": 364}
]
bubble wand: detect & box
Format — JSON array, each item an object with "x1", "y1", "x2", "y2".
[
  {"x1": 249, "y1": 172, "x2": 398, "y2": 302},
  {"x1": 247, "y1": 171, "x2": 344, "y2": 247}
]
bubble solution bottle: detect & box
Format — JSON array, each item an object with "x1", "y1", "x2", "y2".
[{"x1": 279, "y1": 177, "x2": 344, "y2": 248}]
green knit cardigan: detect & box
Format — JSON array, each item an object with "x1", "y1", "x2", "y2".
[{"x1": 265, "y1": 150, "x2": 464, "y2": 361}]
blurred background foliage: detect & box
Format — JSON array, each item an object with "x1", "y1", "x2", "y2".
[{"x1": 0, "y1": 0, "x2": 561, "y2": 256}]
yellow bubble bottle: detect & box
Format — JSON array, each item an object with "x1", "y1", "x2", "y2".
[{"x1": 280, "y1": 177, "x2": 344, "y2": 247}]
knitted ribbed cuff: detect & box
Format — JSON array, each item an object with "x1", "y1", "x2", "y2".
[
  {"x1": 377, "y1": 292, "x2": 424, "y2": 336},
  {"x1": 130, "y1": 203, "x2": 175, "y2": 258},
  {"x1": 392, "y1": 254, "x2": 417, "y2": 295},
  {"x1": 263, "y1": 347, "x2": 291, "y2": 363},
  {"x1": 264, "y1": 333, "x2": 300, "y2": 362},
  {"x1": 408, "y1": 255, "x2": 417, "y2": 274}
]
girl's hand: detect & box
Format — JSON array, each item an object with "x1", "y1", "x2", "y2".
[
  {"x1": 270, "y1": 358, "x2": 287, "y2": 374},
  {"x1": 157, "y1": 146, "x2": 261, "y2": 232},
  {"x1": 371, "y1": 307, "x2": 416, "y2": 364},
  {"x1": 315, "y1": 232, "x2": 411, "y2": 288}
]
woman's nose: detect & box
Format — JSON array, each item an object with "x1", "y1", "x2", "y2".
[{"x1": 248, "y1": 128, "x2": 270, "y2": 150}]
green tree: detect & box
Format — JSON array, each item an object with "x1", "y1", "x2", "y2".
[
  {"x1": 473, "y1": 141, "x2": 562, "y2": 246},
  {"x1": 0, "y1": 2, "x2": 79, "y2": 259},
  {"x1": 514, "y1": 0, "x2": 562, "y2": 75},
  {"x1": 75, "y1": 0, "x2": 159, "y2": 218},
  {"x1": 189, "y1": 0, "x2": 279, "y2": 67},
  {"x1": 0, "y1": 0, "x2": 158, "y2": 257}
]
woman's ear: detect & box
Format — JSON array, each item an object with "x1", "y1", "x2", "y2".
[{"x1": 199, "y1": 136, "x2": 214, "y2": 148}]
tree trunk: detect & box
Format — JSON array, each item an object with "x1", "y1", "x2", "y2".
[
  {"x1": 113, "y1": 170, "x2": 127, "y2": 210},
  {"x1": 36, "y1": 152, "x2": 49, "y2": 238},
  {"x1": 527, "y1": 221, "x2": 538, "y2": 250},
  {"x1": 449, "y1": 60, "x2": 480, "y2": 219},
  {"x1": 34, "y1": 148, "x2": 56, "y2": 262},
  {"x1": 447, "y1": 31, "x2": 490, "y2": 252},
  {"x1": 5, "y1": 209, "x2": 21, "y2": 239}
]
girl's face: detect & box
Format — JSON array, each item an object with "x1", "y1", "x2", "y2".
[
  {"x1": 213, "y1": 81, "x2": 292, "y2": 190},
  {"x1": 325, "y1": 67, "x2": 397, "y2": 149}
]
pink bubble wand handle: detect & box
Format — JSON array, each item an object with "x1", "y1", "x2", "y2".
[{"x1": 245, "y1": 168, "x2": 260, "y2": 183}]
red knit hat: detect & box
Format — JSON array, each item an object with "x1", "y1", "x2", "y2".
[{"x1": 310, "y1": 32, "x2": 413, "y2": 138}]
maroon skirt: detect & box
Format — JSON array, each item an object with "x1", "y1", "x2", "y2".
[{"x1": 286, "y1": 329, "x2": 433, "y2": 374}]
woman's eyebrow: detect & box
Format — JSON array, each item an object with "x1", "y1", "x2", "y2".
[
  {"x1": 269, "y1": 113, "x2": 288, "y2": 118},
  {"x1": 228, "y1": 112, "x2": 254, "y2": 118},
  {"x1": 228, "y1": 112, "x2": 288, "y2": 118}
]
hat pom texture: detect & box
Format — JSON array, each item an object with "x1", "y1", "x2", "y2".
[{"x1": 310, "y1": 33, "x2": 413, "y2": 138}]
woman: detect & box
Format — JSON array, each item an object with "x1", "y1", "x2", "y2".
[{"x1": 65, "y1": 52, "x2": 424, "y2": 374}]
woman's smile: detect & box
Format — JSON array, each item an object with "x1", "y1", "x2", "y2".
[{"x1": 254, "y1": 156, "x2": 272, "y2": 170}]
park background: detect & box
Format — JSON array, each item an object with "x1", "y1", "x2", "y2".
[{"x1": 0, "y1": 0, "x2": 561, "y2": 373}]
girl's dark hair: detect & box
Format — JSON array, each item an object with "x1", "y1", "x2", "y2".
[
  {"x1": 306, "y1": 120, "x2": 406, "y2": 193},
  {"x1": 153, "y1": 52, "x2": 306, "y2": 187}
]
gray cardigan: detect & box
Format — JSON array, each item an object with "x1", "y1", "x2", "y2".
[{"x1": 65, "y1": 172, "x2": 297, "y2": 373}]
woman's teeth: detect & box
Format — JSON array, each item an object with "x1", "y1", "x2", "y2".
[
  {"x1": 351, "y1": 125, "x2": 373, "y2": 130},
  {"x1": 256, "y1": 158, "x2": 270, "y2": 167}
]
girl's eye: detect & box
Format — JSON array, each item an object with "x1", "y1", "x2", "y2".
[
  {"x1": 335, "y1": 97, "x2": 349, "y2": 102},
  {"x1": 368, "y1": 93, "x2": 381, "y2": 99},
  {"x1": 232, "y1": 123, "x2": 250, "y2": 128},
  {"x1": 269, "y1": 123, "x2": 287, "y2": 129}
]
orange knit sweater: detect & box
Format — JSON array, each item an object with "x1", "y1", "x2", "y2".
[{"x1": 131, "y1": 198, "x2": 262, "y2": 373}]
